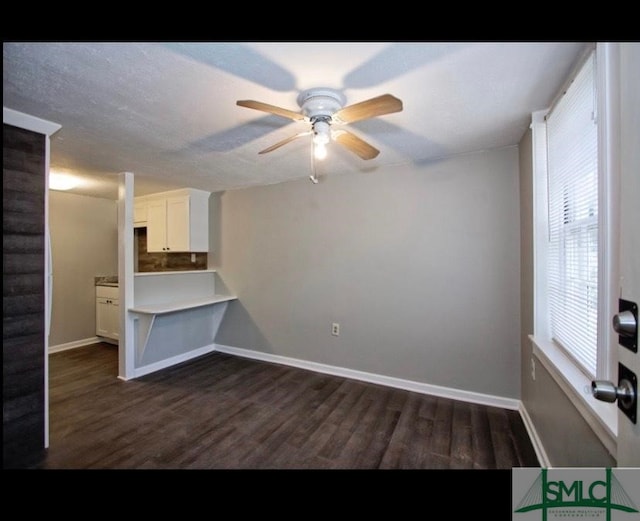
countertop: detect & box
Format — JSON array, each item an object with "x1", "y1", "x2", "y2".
[
  {"x1": 134, "y1": 269, "x2": 216, "y2": 276},
  {"x1": 95, "y1": 276, "x2": 118, "y2": 287}
]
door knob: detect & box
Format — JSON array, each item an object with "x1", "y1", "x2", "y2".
[
  {"x1": 592, "y1": 363, "x2": 637, "y2": 424},
  {"x1": 592, "y1": 379, "x2": 635, "y2": 406}
]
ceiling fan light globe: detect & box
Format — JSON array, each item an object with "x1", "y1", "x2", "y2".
[
  {"x1": 313, "y1": 121, "x2": 331, "y2": 146},
  {"x1": 314, "y1": 142, "x2": 327, "y2": 160}
]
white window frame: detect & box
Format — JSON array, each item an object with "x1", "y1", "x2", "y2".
[{"x1": 529, "y1": 42, "x2": 620, "y2": 458}]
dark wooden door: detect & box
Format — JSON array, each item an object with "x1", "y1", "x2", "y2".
[{"x1": 3, "y1": 123, "x2": 46, "y2": 468}]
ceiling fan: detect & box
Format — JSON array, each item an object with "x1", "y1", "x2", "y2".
[{"x1": 236, "y1": 88, "x2": 403, "y2": 161}]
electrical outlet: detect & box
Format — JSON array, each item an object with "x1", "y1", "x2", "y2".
[
  {"x1": 191, "y1": 253, "x2": 196, "y2": 263},
  {"x1": 332, "y1": 323, "x2": 340, "y2": 336},
  {"x1": 531, "y1": 358, "x2": 536, "y2": 381}
]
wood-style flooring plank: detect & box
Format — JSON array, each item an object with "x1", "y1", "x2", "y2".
[
  {"x1": 469, "y1": 403, "x2": 497, "y2": 469},
  {"x1": 487, "y1": 407, "x2": 520, "y2": 469},
  {"x1": 508, "y1": 409, "x2": 540, "y2": 467},
  {"x1": 326, "y1": 384, "x2": 392, "y2": 468},
  {"x1": 429, "y1": 397, "x2": 454, "y2": 457},
  {"x1": 378, "y1": 392, "x2": 422, "y2": 469},
  {"x1": 40, "y1": 343, "x2": 539, "y2": 469},
  {"x1": 450, "y1": 400, "x2": 473, "y2": 465}
]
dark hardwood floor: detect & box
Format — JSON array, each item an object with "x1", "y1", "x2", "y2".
[{"x1": 40, "y1": 343, "x2": 539, "y2": 469}]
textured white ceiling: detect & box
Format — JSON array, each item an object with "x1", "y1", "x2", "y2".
[{"x1": 3, "y1": 41, "x2": 589, "y2": 199}]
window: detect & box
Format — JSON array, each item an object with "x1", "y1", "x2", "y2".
[
  {"x1": 546, "y1": 51, "x2": 599, "y2": 378},
  {"x1": 530, "y1": 43, "x2": 619, "y2": 450}
]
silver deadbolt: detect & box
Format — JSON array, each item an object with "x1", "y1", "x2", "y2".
[
  {"x1": 592, "y1": 363, "x2": 637, "y2": 424},
  {"x1": 613, "y1": 310, "x2": 637, "y2": 337},
  {"x1": 614, "y1": 299, "x2": 637, "y2": 352}
]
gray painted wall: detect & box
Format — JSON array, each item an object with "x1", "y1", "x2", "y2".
[
  {"x1": 215, "y1": 147, "x2": 522, "y2": 399},
  {"x1": 48, "y1": 191, "x2": 118, "y2": 347},
  {"x1": 518, "y1": 127, "x2": 615, "y2": 467}
]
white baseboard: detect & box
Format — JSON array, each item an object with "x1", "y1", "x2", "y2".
[
  {"x1": 214, "y1": 343, "x2": 521, "y2": 411},
  {"x1": 48, "y1": 337, "x2": 103, "y2": 353},
  {"x1": 132, "y1": 343, "x2": 218, "y2": 379},
  {"x1": 519, "y1": 402, "x2": 551, "y2": 468}
]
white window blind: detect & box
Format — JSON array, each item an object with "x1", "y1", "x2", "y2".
[{"x1": 546, "y1": 51, "x2": 599, "y2": 378}]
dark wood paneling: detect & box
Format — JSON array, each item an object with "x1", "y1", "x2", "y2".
[
  {"x1": 3, "y1": 337, "x2": 45, "y2": 399},
  {"x1": 3, "y1": 272, "x2": 43, "y2": 297},
  {"x1": 3, "y1": 123, "x2": 46, "y2": 469},
  {"x1": 3, "y1": 314, "x2": 45, "y2": 339},
  {"x1": 3, "y1": 189, "x2": 46, "y2": 216},
  {"x1": 41, "y1": 343, "x2": 540, "y2": 469}
]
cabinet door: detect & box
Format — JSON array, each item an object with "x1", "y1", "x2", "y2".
[
  {"x1": 166, "y1": 195, "x2": 190, "y2": 252},
  {"x1": 96, "y1": 298, "x2": 111, "y2": 337},
  {"x1": 134, "y1": 201, "x2": 147, "y2": 227},
  {"x1": 109, "y1": 300, "x2": 120, "y2": 340},
  {"x1": 96, "y1": 298, "x2": 119, "y2": 341},
  {"x1": 146, "y1": 198, "x2": 167, "y2": 252}
]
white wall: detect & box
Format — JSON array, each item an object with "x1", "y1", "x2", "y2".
[
  {"x1": 48, "y1": 191, "x2": 118, "y2": 348},
  {"x1": 215, "y1": 146, "x2": 521, "y2": 399}
]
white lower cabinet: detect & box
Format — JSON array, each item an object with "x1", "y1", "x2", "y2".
[{"x1": 96, "y1": 286, "x2": 119, "y2": 341}]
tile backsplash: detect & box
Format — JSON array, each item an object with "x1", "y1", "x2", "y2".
[
  {"x1": 95, "y1": 275, "x2": 118, "y2": 285},
  {"x1": 135, "y1": 227, "x2": 208, "y2": 272}
]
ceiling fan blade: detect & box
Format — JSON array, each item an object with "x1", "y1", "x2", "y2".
[
  {"x1": 333, "y1": 130, "x2": 380, "y2": 160},
  {"x1": 237, "y1": 100, "x2": 305, "y2": 121},
  {"x1": 259, "y1": 131, "x2": 312, "y2": 154},
  {"x1": 333, "y1": 94, "x2": 403, "y2": 124}
]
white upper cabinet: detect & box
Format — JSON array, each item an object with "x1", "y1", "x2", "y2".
[
  {"x1": 135, "y1": 188, "x2": 210, "y2": 253},
  {"x1": 133, "y1": 200, "x2": 148, "y2": 227}
]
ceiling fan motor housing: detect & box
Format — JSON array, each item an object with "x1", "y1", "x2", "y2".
[{"x1": 297, "y1": 88, "x2": 346, "y2": 120}]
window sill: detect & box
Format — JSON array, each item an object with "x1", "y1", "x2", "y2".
[{"x1": 528, "y1": 334, "x2": 617, "y2": 459}]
